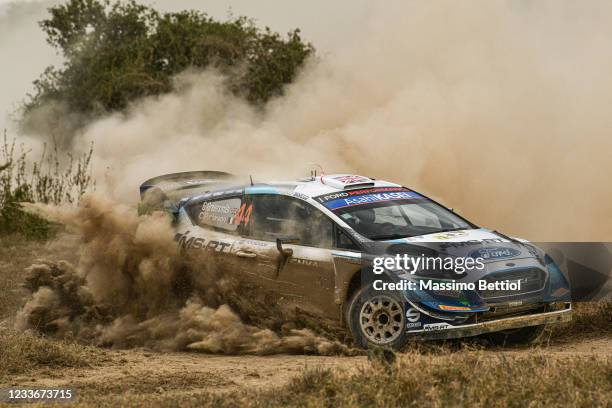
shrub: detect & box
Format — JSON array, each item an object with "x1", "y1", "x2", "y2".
[
  {"x1": 0, "y1": 131, "x2": 93, "y2": 239},
  {"x1": 21, "y1": 0, "x2": 314, "y2": 137}
]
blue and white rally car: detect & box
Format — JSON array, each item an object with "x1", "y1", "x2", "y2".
[{"x1": 140, "y1": 171, "x2": 572, "y2": 350}]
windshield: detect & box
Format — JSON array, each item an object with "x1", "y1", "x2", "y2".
[{"x1": 314, "y1": 187, "x2": 473, "y2": 240}]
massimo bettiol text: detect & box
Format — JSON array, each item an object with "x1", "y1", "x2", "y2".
[{"x1": 371, "y1": 254, "x2": 524, "y2": 292}]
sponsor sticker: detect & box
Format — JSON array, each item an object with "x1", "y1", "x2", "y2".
[
  {"x1": 315, "y1": 187, "x2": 410, "y2": 204},
  {"x1": 289, "y1": 258, "x2": 319, "y2": 267},
  {"x1": 405, "y1": 307, "x2": 422, "y2": 328},
  {"x1": 292, "y1": 191, "x2": 310, "y2": 201},
  {"x1": 174, "y1": 232, "x2": 232, "y2": 253},
  {"x1": 438, "y1": 304, "x2": 472, "y2": 311},
  {"x1": 331, "y1": 175, "x2": 371, "y2": 184},
  {"x1": 406, "y1": 307, "x2": 421, "y2": 322},
  {"x1": 468, "y1": 247, "x2": 521, "y2": 260},
  {"x1": 423, "y1": 322, "x2": 454, "y2": 332},
  {"x1": 431, "y1": 231, "x2": 468, "y2": 240},
  {"x1": 439, "y1": 238, "x2": 507, "y2": 250},
  {"x1": 319, "y1": 190, "x2": 423, "y2": 210}
]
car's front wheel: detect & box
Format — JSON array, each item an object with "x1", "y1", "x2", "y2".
[{"x1": 347, "y1": 285, "x2": 410, "y2": 350}]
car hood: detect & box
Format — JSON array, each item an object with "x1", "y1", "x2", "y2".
[
  {"x1": 360, "y1": 229, "x2": 557, "y2": 316},
  {"x1": 360, "y1": 228, "x2": 546, "y2": 282},
  {"x1": 386, "y1": 228, "x2": 541, "y2": 264}
]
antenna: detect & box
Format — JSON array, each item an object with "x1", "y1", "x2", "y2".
[
  {"x1": 249, "y1": 175, "x2": 254, "y2": 186},
  {"x1": 309, "y1": 163, "x2": 324, "y2": 180}
]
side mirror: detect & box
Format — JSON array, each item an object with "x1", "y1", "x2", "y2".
[{"x1": 276, "y1": 236, "x2": 299, "y2": 257}]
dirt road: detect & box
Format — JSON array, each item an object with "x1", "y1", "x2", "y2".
[
  {"x1": 1, "y1": 237, "x2": 610, "y2": 405},
  {"x1": 4, "y1": 336, "x2": 608, "y2": 395}
]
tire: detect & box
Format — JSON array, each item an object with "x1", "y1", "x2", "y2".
[
  {"x1": 346, "y1": 285, "x2": 410, "y2": 350},
  {"x1": 483, "y1": 324, "x2": 546, "y2": 346}
]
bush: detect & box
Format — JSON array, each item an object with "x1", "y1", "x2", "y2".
[
  {"x1": 22, "y1": 0, "x2": 314, "y2": 134},
  {"x1": 0, "y1": 131, "x2": 93, "y2": 239}
]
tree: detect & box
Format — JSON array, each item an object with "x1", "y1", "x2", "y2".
[{"x1": 23, "y1": 0, "x2": 314, "y2": 121}]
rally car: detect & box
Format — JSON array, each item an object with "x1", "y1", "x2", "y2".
[{"x1": 140, "y1": 171, "x2": 572, "y2": 350}]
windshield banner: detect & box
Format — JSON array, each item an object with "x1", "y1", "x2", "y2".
[{"x1": 315, "y1": 187, "x2": 423, "y2": 210}]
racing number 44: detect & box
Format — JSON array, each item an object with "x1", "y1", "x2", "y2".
[{"x1": 233, "y1": 203, "x2": 253, "y2": 225}]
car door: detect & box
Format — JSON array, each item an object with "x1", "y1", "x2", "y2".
[
  {"x1": 214, "y1": 194, "x2": 284, "y2": 290},
  {"x1": 242, "y1": 194, "x2": 338, "y2": 318}
]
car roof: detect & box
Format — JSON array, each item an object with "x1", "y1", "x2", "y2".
[
  {"x1": 253, "y1": 174, "x2": 403, "y2": 198},
  {"x1": 179, "y1": 174, "x2": 404, "y2": 207}
]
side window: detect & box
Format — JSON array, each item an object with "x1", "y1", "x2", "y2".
[
  {"x1": 186, "y1": 196, "x2": 242, "y2": 233},
  {"x1": 248, "y1": 195, "x2": 333, "y2": 248},
  {"x1": 401, "y1": 204, "x2": 443, "y2": 228},
  {"x1": 335, "y1": 227, "x2": 361, "y2": 251}
]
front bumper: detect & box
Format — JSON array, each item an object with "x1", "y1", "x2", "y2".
[{"x1": 408, "y1": 304, "x2": 572, "y2": 340}]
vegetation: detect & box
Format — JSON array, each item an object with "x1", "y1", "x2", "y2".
[
  {"x1": 1, "y1": 2, "x2": 609, "y2": 406},
  {"x1": 8, "y1": 0, "x2": 313, "y2": 235},
  {"x1": 549, "y1": 301, "x2": 612, "y2": 340},
  {"x1": 22, "y1": 0, "x2": 314, "y2": 132},
  {"x1": 2, "y1": 316, "x2": 609, "y2": 405},
  {"x1": 0, "y1": 131, "x2": 93, "y2": 239},
  {"x1": 38, "y1": 347, "x2": 611, "y2": 407},
  {"x1": 227, "y1": 352, "x2": 611, "y2": 408},
  {"x1": 0, "y1": 329, "x2": 105, "y2": 381}
]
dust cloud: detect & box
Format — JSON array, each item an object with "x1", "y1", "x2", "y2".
[
  {"x1": 37, "y1": 1, "x2": 608, "y2": 241},
  {"x1": 16, "y1": 196, "x2": 357, "y2": 355},
  {"x1": 8, "y1": 1, "x2": 612, "y2": 354}
]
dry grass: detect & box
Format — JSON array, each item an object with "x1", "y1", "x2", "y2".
[
  {"x1": 0, "y1": 236, "x2": 609, "y2": 406},
  {"x1": 0, "y1": 297, "x2": 606, "y2": 406},
  {"x1": 548, "y1": 302, "x2": 612, "y2": 343},
  {"x1": 0, "y1": 131, "x2": 93, "y2": 239},
  {"x1": 0, "y1": 235, "x2": 54, "y2": 319},
  {"x1": 54, "y1": 350, "x2": 610, "y2": 407},
  {"x1": 0, "y1": 329, "x2": 106, "y2": 383},
  {"x1": 0, "y1": 300, "x2": 606, "y2": 406},
  {"x1": 236, "y1": 353, "x2": 610, "y2": 408}
]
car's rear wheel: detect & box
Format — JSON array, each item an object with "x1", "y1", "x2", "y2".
[
  {"x1": 483, "y1": 324, "x2": 546, "y2": 346},
  {"x1": 347, "y1": 285, "x2": 410, "y2": 350}
]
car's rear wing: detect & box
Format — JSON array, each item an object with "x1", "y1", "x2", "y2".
[
  {"x1": 139, "y1": 171, "x2": 236, "y2": 212},
  {"x1": 139, "y1": 171, "x2": 235, "y2": 197}
]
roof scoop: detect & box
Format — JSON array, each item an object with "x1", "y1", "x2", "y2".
[{"x1": 320, "y1": 174, "x2": 375, "y2": 190}]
